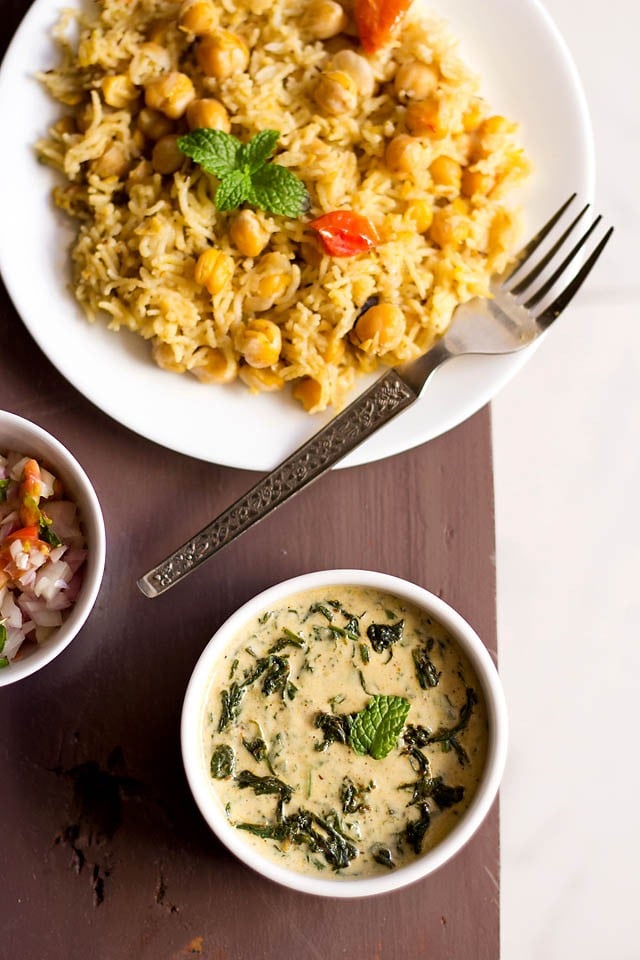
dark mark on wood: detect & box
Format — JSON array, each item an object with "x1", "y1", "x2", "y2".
[
  {"x1": 50, "y1": 750, "x2": 149, "y2": 906},
  {"x1": 92, "y1": 864, "x2": 106, "y2": 907},
  {"x1": 155, "y1": 868, "x2": 179, "y2": 914}
]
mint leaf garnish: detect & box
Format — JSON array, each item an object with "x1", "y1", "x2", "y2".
[
  {"x1": 248, "y1": 163, "x2": 310, "y2": 218},
  {"x1": 215, "y1": 168, "x2": 252, "y2": 211},
  {"x1": 0, "y1": 479, "x2": 9, "y2": 502},
  {"x1": 238, "y1": 129, "x2": 280, "y2": 173},
  {"x1": 177, "y1": 128, "x2": 240, "y2": 178},
  {"x1": 350, "y1": 695, "x2": 410, "y2": 760},
  {"x1": 0, "y1": 622, "x2": 6, "y2": 654},
  {"x1": 177, "y1": 128, "x2": 309, "y2": 218}
]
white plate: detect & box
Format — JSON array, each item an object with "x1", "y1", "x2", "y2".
[{"x1": 0, "y1": 0, "x2": 594, "y2": 471}]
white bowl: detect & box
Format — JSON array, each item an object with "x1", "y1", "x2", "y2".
[
  {"x1": 0, "y1": 410, "x2": 106, "y2": 685},
  {"x1": 181, "y1": 569, "x2": 508, "y2": 898}
]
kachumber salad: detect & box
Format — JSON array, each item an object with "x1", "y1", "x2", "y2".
[
  {"x1": 201, "y1": 585, "x2": 488, "y2": 877},
  {"x1": 0, "y1": 451, "x2": 87, "y2": 665},
  {"x1": 36, "y1": 0, "x2": 530, "y2": 414}
]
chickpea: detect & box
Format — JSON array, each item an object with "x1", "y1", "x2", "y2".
[
  {"x1": 92, "y1": 142, "x2": 129, "y2": 179},
  {"x1": 429, "y1": 204, "x2": 470, "y2": 249},
  {"x1": 385, "y1": 134, "x2": 423, "y2": 176},
  {"x1": 196, "y1": 31, "x2": 250, "y2": 80},
  {"x1": 473, "y1": 114, "x2": 514, "y2": 160},
  {"x1": 405, "y1": 199, "x2": 433, "y2": 233},
  {"x1": 147, "y1": 19, "x2": 173, "y2": 46},
  {"x1": 353, "y1": 303, "x2": 405, "y2": 353},
  {"x1": 145, "y1": 72, "x2": 196, "y2": 119},
  {"x1": 461, "y1": 168, "x2": 493, "y2": 198},
  {"x1": 303, "y1": 0, "x2": 348, "y2": 39},
  {"x1": 241, "y1": 319, "x2": 282, "y2": 369},
  {"x1": 52, "y1": 116, "x2": 76, "y2": 136},
  {"x1": 480, "y1": 115, "x2": 512, "y2": 138},
  {"x1": 137, "y1": 106, "x2": 174, "y2": 140},
  {"x1": 239, "y1": 367, "x2": 285, "y2": 393},
  {"x1": 186, "y1": 97, "x2": 231, "y2": 132},
  {"x1": 190, "y1": 346, "x2": 237, "y2": 384},
  {"x1": 247, "y1": 253, "x2": 294, "y2": 310},
  {"x1": 488, "y1": 208, "x2": 514, "y2": 257},
  {"x1": 101, "y1": 74, "x2": 138, "y2": 108},
  {"x1": 75, "y1": 101, "x2": 95, "y2": 133},
  {"x1": 394, "y1": 61, "x2": 438, "y2": 100},
  {"x1": 194, "y1": 248, "x2": 235, "y2": 295},
  {"x1": 132, "y1": 128, "x2": 146, "y2": 152},
  {"x1": 298, "y1": 240, "x2": 323, "y2": 269},
  {"x1": 229, "y1": 210, "x2": 270, "y2": 257},
  {"x1": 330, "y1": 49, "x2": 375, "y2": 98},
  {"x1": 129, "y1": 43, "x2": 171, "y2": 87},
  {"x1": 178, "y1": 0, "x2": 219, "y2": 36},
  {"x1": 292, "y1": 377, "x2": 323, "y2": 412},
  {"x1": 405, "y1": 98, "x2": 447, "y2": 139},
  {"x1": 152, "y1": 135, "x2": 184, "y2": 175},
  {"x1": 462, "y1": 98, "x2": 484, "y2": 133},
  {"x1": 451, "y1": 197, "x2": 470, "y2": 215},
  {"x1": 314, "y1": 70, "x2": 358, "y2": 117},
  {"x1": 127, "y1": 159, "x2": 154, "y2": 185},
  {"x1": 257, "y1": 273, "x2": 289, "y2": 299},
  {"x1": 429, "y1": 155, "x2": 462, "y2": 190},
  {"x1": 152, "y1": 340, "x2": 186, "y2": 373}
]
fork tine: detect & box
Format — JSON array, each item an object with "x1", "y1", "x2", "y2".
[
  {"x1": 534, "y1": 226, "x2": 614, "y2": 329},
  {"x1": 502, "y1": 193, "x2": 577, "y2": 284},
  {"x1": 523, "y1": 214, "x2": 602, "y2": 309},
  {"x1": 510, "y1": 203, "x2": 591, "y2": 297}
]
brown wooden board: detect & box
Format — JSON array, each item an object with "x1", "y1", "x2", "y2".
[{"x1": 0, "y1": 2, "x2": 499, "y2": 953}]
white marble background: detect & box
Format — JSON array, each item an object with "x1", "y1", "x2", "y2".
[{"x1": 493, "y1": 1, "x2": 639, "y2": 956}]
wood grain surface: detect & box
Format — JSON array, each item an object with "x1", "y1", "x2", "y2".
[{"x1": 0, "y1": 1, "x2": 500, "y2": 954}]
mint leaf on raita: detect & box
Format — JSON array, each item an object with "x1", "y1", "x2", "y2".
[{"x1": 350, "y1": 695, "x2": 411, "y2": 760}]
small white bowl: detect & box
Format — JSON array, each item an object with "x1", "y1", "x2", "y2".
[
  {"x1": 0, "y1": 410, "x2": 106, "y2": 686},
  {"x1": 181, "y1": 569, "x2": 508, "y2": 898}
]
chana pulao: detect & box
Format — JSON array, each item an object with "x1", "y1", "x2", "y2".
[{"x1": 36, "y1": 0, "x2": 530, "y2": 412}]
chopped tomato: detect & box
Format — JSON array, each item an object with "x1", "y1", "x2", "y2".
[
  {"x1": 19, "y1": 458, "x2": 42, "y2": 526},
  {"x1": 20, "y1": 459, "x2": 41, "y2": 500},
  {"x1": 5, "y1": 525, "x2": 39, "y2": 543},
  {"x1": 354, "y1": 0, "x2": 413, "y2": 53},
  {"x1": 309, "y1": 211, "x2": 380, "y2": 258}
]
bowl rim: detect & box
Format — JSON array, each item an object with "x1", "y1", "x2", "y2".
[
  {"x1": 0, "y1": 409, "x2": 106, "y2": 686},
  {"x1": 181, "y1": 568, "x2": 508, "y2": 898}
]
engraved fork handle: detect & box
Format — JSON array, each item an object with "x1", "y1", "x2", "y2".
[{"x1": 137, "y1": 370, "x2": 417, "y2": 598}]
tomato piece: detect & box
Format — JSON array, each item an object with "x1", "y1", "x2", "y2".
[
  {"x1": 310, "y1": 211, "x2": 380, "y2": 258},
  {"x1": 5, "y1": 525, "x2": 39, "y2": 543},
  {"x1": 354, "y1": 0, "x2": 413, "y2": 53}
]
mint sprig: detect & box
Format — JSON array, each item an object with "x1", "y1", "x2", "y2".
[
  {"x1": 350, "y1": 695, "x2": 411, "y2": 760},
  {"x1": 177, "y1": 128, "x2": 309, "y2": 218}
]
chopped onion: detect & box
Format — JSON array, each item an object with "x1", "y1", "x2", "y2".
[
  {"x1": 1, "y1": 589, "x2": 22, "y2": 628},
  {"x1": 34, "y1": 560, "x2": 72, "y2": 601}
]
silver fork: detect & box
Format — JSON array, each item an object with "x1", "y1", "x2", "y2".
[{"x1": 138, "y1": 195, "x2": 613, "y2": 598}]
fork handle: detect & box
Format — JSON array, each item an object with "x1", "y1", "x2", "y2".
[{"x1": 137, "y1": 370, "x2": 417, "y2": 598}]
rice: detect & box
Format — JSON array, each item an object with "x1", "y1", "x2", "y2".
[{"x1": 36, "y1": 0, "x2": 531, "y2": 412}]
